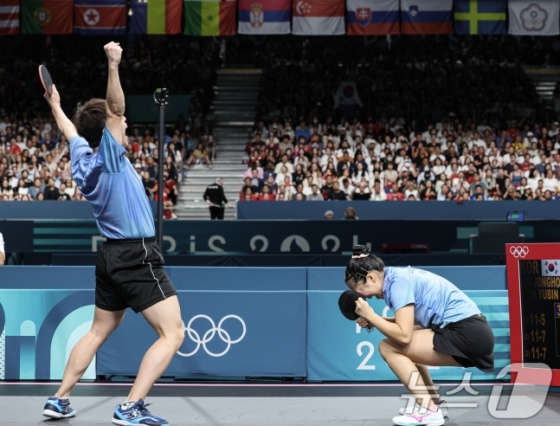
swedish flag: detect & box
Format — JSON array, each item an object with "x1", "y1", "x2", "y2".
[{"x1": 454, "y1": 0, "x2": 506, "y2": 35}]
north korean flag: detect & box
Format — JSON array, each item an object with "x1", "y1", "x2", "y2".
[{"x1": 75, "y1": 0, "x2": 126, "y2": 35}]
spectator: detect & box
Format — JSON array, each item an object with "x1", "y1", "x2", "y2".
[
  {"x1": 259, "y1": 185, "x2": 275, "y2": 201},
  {"x1": 371, "y1": 180, "x2": 387, "y2": 201},
  {"x1": 43, "y1": 178, "x2": 59, "y2": 200},
  {"x1": 56, "y1": 183, "x2": 70, "y2": 201},
  {"x1": 186, "y1": 142, "x2": 212, "y2": 168},
  {"x1": 330, "y1": 181, "x2": 347, "y2": 200},
  {"x1": 240, "y1": 177, "x2": 259, "y2": 199},
  {"x1": 28, "y1": 178, "x2": 44, "y2": 200},
  {"x1": 307, "y1": 184, "x2": 324, "y2": 201},
  {"x1": 353, "y1": 182, "x2": 371, "y2": 200},
  {"x1": 250, "y1": 169, "x2": 264, "y2": 193},
  {"x1": 324, "y1": 210, "x2": 334, "y2": 220}
]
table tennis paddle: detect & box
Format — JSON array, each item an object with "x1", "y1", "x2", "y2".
[
  {"x1": 38, "y1": 65, "x2": 53, "y2": 95},
  {"x1": 338, "y1": 290, "x2": 373, "y2": 333}
]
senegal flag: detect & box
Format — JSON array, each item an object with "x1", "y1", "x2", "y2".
[
  {"x1": 184, "y1": 0, "x2": 236, "y2": 36},
  {"x1": 21, "y1": 0, "x2": 73, "y2": 34}
]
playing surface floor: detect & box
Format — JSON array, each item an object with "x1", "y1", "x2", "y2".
[{"x1": 1, "y1": 382, "x2": 559, "y2": 425}]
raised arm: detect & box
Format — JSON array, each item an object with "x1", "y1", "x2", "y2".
[
  {"x1": 44, "y1": 85, "x2": 78, "y2": 142},
  {"x1": 104, "y1": 42, "x2": 125, "y2": 145}
]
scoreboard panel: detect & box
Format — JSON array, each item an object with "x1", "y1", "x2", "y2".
[{"x1": 507, "y1": 243, "x2": 560, "y2": 386}]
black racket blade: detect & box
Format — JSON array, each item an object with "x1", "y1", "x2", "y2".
[
  {"x1": 39, "y1": 65, "x2": 53, "y2": 95},
  {"x1": 338, "y1": 290, "x2": 360, "y2": 321}
]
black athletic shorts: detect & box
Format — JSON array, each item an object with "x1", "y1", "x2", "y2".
[
  {"x1": 432, "y1": 314, "x2": 495, "y2": 372},
  {"x1": 95, "y1": 236, "x2": 177, "y2": 313}
]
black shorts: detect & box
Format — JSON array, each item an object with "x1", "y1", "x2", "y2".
[
  {"x1": 432, "y1": 314, "x2": 495, "y2": 372},
  {"x1": 95, "y1": 236, "x2": 177, "y2": 313}
]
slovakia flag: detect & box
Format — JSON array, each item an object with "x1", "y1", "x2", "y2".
[{"x1": 347, "y1": 0, "x2": 399, "y2": 35}]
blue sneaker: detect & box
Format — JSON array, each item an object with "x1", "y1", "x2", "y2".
[
  {"x1": 43, "y1": 396, "x2": 76, "y2": 419},
  {"x1": 112, "y1": 399, "x2": 169, "y2": 425}
]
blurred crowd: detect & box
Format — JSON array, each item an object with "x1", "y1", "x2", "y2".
[
  {"x1": 0, "y1": 36, "x2": 219, "y2": 210},
  {"x1": 240, "y1": 36, "x2": 560, "y2": 202}
]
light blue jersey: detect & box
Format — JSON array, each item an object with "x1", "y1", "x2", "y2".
[
  {"x1": 382, "y1": 266, "x2": 480, "y2": 329},
  {"x1": 70, "y1": 128, "x2": 155, "y2": 239}
]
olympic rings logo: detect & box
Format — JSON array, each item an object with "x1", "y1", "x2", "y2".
[
  {"x1": 510, "y1": 246, "x2": 529, "y2": 258},
  {"x1": 177, "y1": 314, "x2": 246, "y2": 358}
]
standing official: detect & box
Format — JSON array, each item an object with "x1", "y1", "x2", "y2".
[{"x1": 203, "y1": 178, "x2": 230, "y2": 220}]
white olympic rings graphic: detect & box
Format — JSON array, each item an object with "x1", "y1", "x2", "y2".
[
  {"x1": 510, "y1": 246, "x2": 529, "y2": 259},
  {"x1": 177, "y1": 314, "x2": 246, "y2": 357}
]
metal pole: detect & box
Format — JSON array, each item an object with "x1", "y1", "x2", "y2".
[
  {"x1": 157, "y1": 105, "x2": 165, "y2": 250},
  {"x1": 153, "y1": 88, "x2": 169, "y2": 250}
]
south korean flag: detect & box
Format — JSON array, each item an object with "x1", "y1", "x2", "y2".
[{"x1": 542, "y1": 260, "x2": 560, "y2": 276}]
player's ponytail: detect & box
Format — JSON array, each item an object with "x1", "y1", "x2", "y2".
[{"x1": 344, "y1": 244, "x2": 385, "y2": 287}]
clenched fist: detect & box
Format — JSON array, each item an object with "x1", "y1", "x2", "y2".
[
  {"x1": 355, "y1": 297, "x2": 374, "y2": 318},
  {"x1": 104, "y1": 41, "x2": 122, "y2": 66}
]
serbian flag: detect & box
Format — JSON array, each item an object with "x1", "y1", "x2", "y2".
[
  {"x1": 21, "y1": 0, "x2": 73, "y2": 34},
  {"x1": 0, "y1": 0, "x2": 19, "y2": 35},
  {"x1": 239, "y1": 0, "x2": 290, "y2": 35},
  {"x1": 401, "y1": 0, "x2": 452, "y2": 34},
  {"x1": 347, "y1": 0, "x2": 398, "y2": 35},
  {"x1": 292, "y1": 0, "x2": 344, "y2": 35},
  {"x1": 184, "y1": 0, "x2": 236, "y2": 36},
  {"x1": 75, "y1": 0, "x2": 126, "y2": 35},
  {"x1": 130, "y1": 0, "x2": 182, "y2": 34}
]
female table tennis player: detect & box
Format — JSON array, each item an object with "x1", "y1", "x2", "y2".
[{"x1": 345, "y1": 245, "x2": 494, "y2": 426}]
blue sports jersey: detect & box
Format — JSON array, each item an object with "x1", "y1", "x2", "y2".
[
  {"x1": 382, "y1": 266, "x2": 480, "y2": 329},
  {"x1": 70, "y1": 127, "x2": 155, "y2": 239}
]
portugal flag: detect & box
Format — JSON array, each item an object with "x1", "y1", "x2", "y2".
[
  {"x1": 22, "y1": 0, "x2": 73, "y2": 34},
  {"x1": 184, "y1": 0, "x2": 236, "y2": 36}
]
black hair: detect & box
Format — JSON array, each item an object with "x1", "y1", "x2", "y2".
[{"x1": 344, "y1": 245, "x2": 385, "y2": 288}]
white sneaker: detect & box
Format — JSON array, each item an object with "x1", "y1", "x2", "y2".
[
  {"x1": 393, "y1": 408, "x2": 445, "y2": 426},
  {"x1": 399, "y1": 401, "x2": 448, "y2": 418}
]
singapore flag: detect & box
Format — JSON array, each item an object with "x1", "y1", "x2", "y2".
[{"x1": 292, "y1": 0, "x2": 345, "y2": 35}]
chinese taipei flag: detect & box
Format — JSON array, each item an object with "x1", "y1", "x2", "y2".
[
  {"x1": 239, "y1": 0, "x2": 291, "y2": 35},
  {"x1": 75, "y1": 0, "x2": 126, "y2": 35},
  {"x1": 292, "y1": 0, "x2": 344, "y2": 36},
  {"x1": 508, "y1": 0, "x2": 559, "y2": 36},
  {"x1": 347, "y1": 0, "x2": 399, "y2": 35}
]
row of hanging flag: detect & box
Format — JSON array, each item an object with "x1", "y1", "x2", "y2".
[{"x1": 0, "y1": 0, "x2": 558, "y2": 37}]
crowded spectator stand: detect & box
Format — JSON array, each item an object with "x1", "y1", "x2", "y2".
[{"x1": 238, "y1": 37, "x2": 560, "y2": 203}]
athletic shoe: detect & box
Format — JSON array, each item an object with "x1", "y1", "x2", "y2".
[
  {"x1": 43, "y1": 396, "x2": 76, "y2": 419},
  {"x1": 399, "y1": 400, "x2": 449, "y2": 418},
  {"x1": 393, "y1": 408, "x2": 445, "y2": 426},
  {"x1": 112, "y1": 399, "x2": 169, "y2": 426}
]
